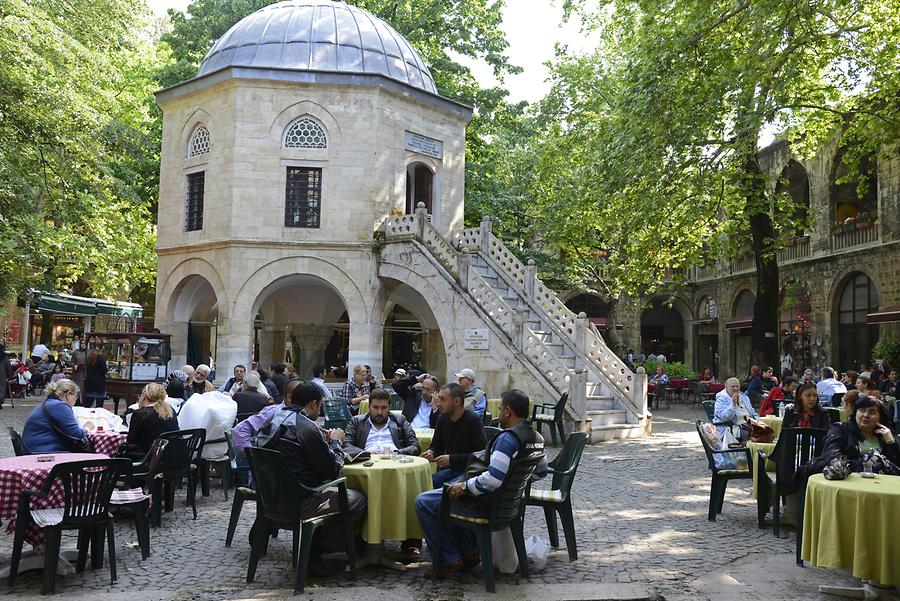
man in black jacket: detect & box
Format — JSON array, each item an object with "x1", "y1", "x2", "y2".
[
  {"x1": 391, "y1": 369, "x2": 433, "y2": 425},
  {"x1": 424, "y1": 383, "x2": 486, "y2": 487},
  {"x1": 231, "y1": 373, "x2": 270, "y2": 415},
  {"x1": 343, "y1": 389, "x2": 420, "y2": 456},
  {"x1": 269, "y1": 362, "x2": 289, "y2": 398},
  {"x1": 261, "y1": 383, "x2": 367, "y2": 572}
]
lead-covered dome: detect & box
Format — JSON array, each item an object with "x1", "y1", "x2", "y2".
[{"x1": 198, "y1": 0, "x2": 437, "y2": 95}]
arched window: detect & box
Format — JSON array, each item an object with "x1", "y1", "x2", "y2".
[
  {"x1": 779, "y1": 281, "x2": 812, "y2": 368},
  {"x1": 698, "y1": 296, "x2": 718, "y2": 320},
  {"x1": 733, "y1": 290, "x2": 755, "y2": 318},
  {"x1": 837, "y1": 273, "x2": 879, "y2": 371},
  {"x1": 283, "y1": 117, "x2": 327, "y2": 149},
  {"x1": 405, "y1": 162, "x2": 434, "y2": 214},
  {"x1": 187, "y1": 125, "x2": 210, "y2": 158}
]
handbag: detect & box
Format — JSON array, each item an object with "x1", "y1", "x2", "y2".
[
  {"x1": 41, "y1": 401, "x2": 94, "y2": 453},
  {"x1": 742, "y1": 422, "x2": 774, "y2": 443}
]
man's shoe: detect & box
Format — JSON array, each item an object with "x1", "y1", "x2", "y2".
[
  {"x1": 424, "y1": 559, "x2": 463, "y2": 579},
  {"x1": 461, "y1": 551, "x2": 480, "y2": 569}
]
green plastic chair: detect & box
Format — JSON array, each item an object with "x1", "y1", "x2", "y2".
[
  {"x1": 245, "y1": 447, "x2": 357, "y2": 593},
  {"x1": 323, "y1": 397, "x2": 352, "y2": 430},
  {"x1": 525, "y1": 432, "x2": 588, "y2": 560},
  {"x1": 701, "y1": 399, "x2": 716, "y2": 421},
  {"x1": 433, "y1": 451, "x2": 544, "y2": 592},
  {"x1": 531, "y1": 392, "x2": 568, "y2": 446},
  {"x1": 695, "y1": 420, "x2": 751, "y2": 521}
]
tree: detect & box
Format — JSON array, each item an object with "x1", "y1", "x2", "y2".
[
  {"x1": 0, "y1": 0, "x2": 163, "y2": 304},
  {"x1": 528, "y1": 0, "x2": 900, "y2": 367}
]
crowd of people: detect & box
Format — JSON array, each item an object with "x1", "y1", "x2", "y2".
[{"x1": 10, "y1": 354, "x2": 543, "y2": 580}]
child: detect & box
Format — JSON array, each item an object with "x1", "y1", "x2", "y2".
[{"x1": 50, "y1": 364, "x2": 66, "y2": 383}]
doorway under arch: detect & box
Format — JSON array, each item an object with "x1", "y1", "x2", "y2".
[
  {"x1": 379, "y1": 279, "x2": 447, "y2": 379},
  {"x1": 168, "y1": 274, "x2": 219, "y2": 369},
  {"x1": 406, "y1": 162, "x2": 434, "y2": 215},
  {"x1": 835, "y1": 272, "x2": 879, "y2": 372},
  {"x1": 640, "y1": 301, "x2": 686, "y2": 362}
]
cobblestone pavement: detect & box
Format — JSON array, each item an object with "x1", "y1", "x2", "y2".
[{"x1": 0, "y1": 397, "x2": 864, "y2": 600}]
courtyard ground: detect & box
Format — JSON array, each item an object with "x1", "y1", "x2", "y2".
[{"x1": 0, "y1": 398, "x2": 863, "y2": 600}]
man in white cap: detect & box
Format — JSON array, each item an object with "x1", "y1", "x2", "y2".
[{"x1": 455, "y1": 368, "x2": 487, "y2": 416}]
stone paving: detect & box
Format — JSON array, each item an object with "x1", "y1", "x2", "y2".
[{"x1": 0, "y1": 397, "x2": 864, "y2": 600}]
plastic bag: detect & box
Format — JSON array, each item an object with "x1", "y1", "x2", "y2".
[
  {"x1": 177, "y1": 391, "x2": 237, "y2": 460},
  {"x1": 525, "y1": 534, "x2": 549, "y2": 571},
  {"x1": 491, "y1": 528, "x2": 519, "y2": 574}
]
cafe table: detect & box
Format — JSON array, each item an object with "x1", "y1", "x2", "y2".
[
  {"x1": 414, "y1": 428, "x2": 434, "y2": 455},
  {"x1": 0, "y1": 453, "x2": 109, "y2": 577},
  {"x1": 87, "y1": 431, "x2": 128, "y2": 457},
  {"x1": 759, "y1": 415, "x2": 783, "y2": 438},
  {"x1": 802, "y1": 473, "x2": 900, "y2": 595},
  {"x1": 342, "y1": 454, "x2": 432, "y2": 570}
]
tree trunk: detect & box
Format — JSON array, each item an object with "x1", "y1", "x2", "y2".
[{"x1": 743, "y1": 155, "x2": 780, "y2": 371}]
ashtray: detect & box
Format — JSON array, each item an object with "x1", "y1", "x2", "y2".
[
  {"x1": 36, "y1": 455, "x2": 55, "y2": 463},
  {"x1": 362, "y1": 461, "x2": 374, "y2": 467},
  {"x1": 861, "y1": 472, "x2": 876, "y2": 479}
]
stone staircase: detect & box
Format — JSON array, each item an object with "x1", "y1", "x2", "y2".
[{"x1": 381, "y1": 208, "x2": 650, "y2": 441}]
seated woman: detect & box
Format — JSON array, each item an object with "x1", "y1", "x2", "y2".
[
  {"x1": 781, "y1": 382, "x2": 830, "y2": 430},
  {"x1": 700, "y1": 368, "x2": 714, "y2": 382},
  {"x1": 813, "y1": 396, "x2": 900, "y2": 473},
  {"x1": 127, "y1": 383, "x2": 180, "y2": 456},
  {"x1": 650, "y1": 365, "x2": 669, "y2": 386},
  {"x1": 841, "y1": 389, "x2": 860, "y2": 415},
  {"x1": 856, "y1": 375, "x2": 881, "y2": 399},
  {"x1": 22, "y1": 379, "x2": 87, "y2": 453}
]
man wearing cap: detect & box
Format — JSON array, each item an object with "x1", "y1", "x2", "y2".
[{"x1": 455, "y1": 368, "x2": 487, "y2": 417}]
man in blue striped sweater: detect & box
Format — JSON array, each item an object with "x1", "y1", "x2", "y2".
[{"x1": 415, "y1": 388, "x2": 547, "y2": 578}]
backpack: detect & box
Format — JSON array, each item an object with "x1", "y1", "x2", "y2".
[{"x1": 253, "y1": 407, "x2": 300, "y2": 448}]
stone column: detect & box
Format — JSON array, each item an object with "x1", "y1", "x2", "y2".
[
  {"x1": 256, "y1": 325, "x2": 276, "y2": 368},
  {"x1": 214, "y1": 317, "x2": 253, "y2": 383},
  {"x1": 294, "y1": 325, "x2": 334, "y2": 380},
  {"x1": 349, "y1": 319, "x2": 384, "y2": 380}
]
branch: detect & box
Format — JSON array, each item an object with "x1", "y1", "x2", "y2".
[{"x1": 775, "y1": 104, "x2": 900, "y2": 126}]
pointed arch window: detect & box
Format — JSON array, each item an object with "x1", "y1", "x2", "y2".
[
  {"x1": 187, "y1": 125, "x2": 210, "y2": 158},
  {"x1": 284, "y1": 117, "x2": 327, "y2": 149}
]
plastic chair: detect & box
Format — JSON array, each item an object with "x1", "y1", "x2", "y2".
[
  {"x1": 245, "y1": 447, "x2": 357, "y2": 593},
  {"x1": 649, "y1": 382, "x2": 669, "y2": 410},
  {"x1": 433, "y1": 451, "x2": 544, "y2": 592},
  {"x1": 759, "y1": 427, "x2": 827, "y2": 564},
  {"x1": 225, "y1": 434, "x2": 255, "y2": 547},
  {"x1": 9, "y1": 458, "x2": 132, "y2": 594},
  {"x1": 132, "y1": 429, "x2": 205, "y2": 527},
  {"x1": 526, "y1": 432, "x2": 588, "y2": 560},
  {"x1": 388, "y1": 392, "x2": 404, "y2": 411},
  {"x1": 531, "y1": 392, "x2": 568, "y2": 446},
  {"x1": 323, "y1": 397, "x2": 352, "y2": 430},
  {"x1": 7, "y1": 427, "x2": 29, "y2": 456},
  {"x1": 702, "y1": 399, "x2": 716, "y2": 421},
  {"x1": 695, "y1": 420, "x2": 752, "y2": 521},
  {"x1": 200, "y1": 429, "x2": 234, "y2": 500},
  {"x1": 483, "y1": 426, "x2": 502, "y2": 443},
  {"x1": 829, "y1": 392, "x2": 844, "y2": 409}
]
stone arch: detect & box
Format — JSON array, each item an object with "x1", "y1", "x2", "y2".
[
  {"x1": 177, "y1": 108, "x2": 215, "y2": 160},
  {"x1": 729, "y1": 283, "x2": 756, "y2": 318},
  {"x1": 156, "y1": 257, "x2": 229, "y2": 323},
  {"x1": 268, "y1": 100, "x2": 343, "y2": 147},
  {"x1": 774, "y1": 159, "x2": 810, "y2": 232},
  {"x1": 232, "y1": 255, "x2": 368, "y2": 326},
  {"x1": 640, "y1": 294, "x2": 691, "y2": 363}
]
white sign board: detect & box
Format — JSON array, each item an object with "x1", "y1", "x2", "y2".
[
  {"x1": 464, "y1": 329, "x2": 490, "y2": 350},
  {"x1": 404, "y1": 131, "x2": 443, "y2": 159}
]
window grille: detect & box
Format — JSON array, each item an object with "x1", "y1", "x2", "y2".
[
  {"x1": 187, "y1": 126, "x2": 210, "y2": 157},
  {"x1": 284, "y1": 118, "x2": 327, "y2": 149},
  {"x1": 185, "y1": 172, "x2": 205, "y2": 231},
  {"x1": 285, "y1": 167, "x2": 322, "y2": 228}
]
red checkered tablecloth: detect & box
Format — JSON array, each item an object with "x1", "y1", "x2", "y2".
[
  {"x1": 88, "y1": 431, "x2": 128, "y2": 457},
  {"x1": 0, "y1": 453, "x2": 107, "y2": 550}
]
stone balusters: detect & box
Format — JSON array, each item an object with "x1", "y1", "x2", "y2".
[
  {"x1": 415, "y1": 201, "x2": 428, "y2": 238},
  {"x1": 524, "y1": 259, "x2": 536, "y2": 301}
]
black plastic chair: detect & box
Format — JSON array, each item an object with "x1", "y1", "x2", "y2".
[
  {"x1": 695, "y1": 420, "x2": 752, "y2": 521},
  {"x1": 132, "y1": 429, "x2": 205, "y2": 527},
  {"x1": 531, "y1": 392, "x2": 568, "y2": 446},
  {"x1": 7, "y1": 427, "x2": 29, "y2": 456},
  {"x1": 245, "y1": 447, "x2": 357, "y2": 594},
  {"x1": 759, "y1": 427, "x2": 827, "y2": 564},
  {"x1": 199, "y1": 430, "x2": 234, "y2": 500},
  {"x1": 323, "y1": 397, "x2": 352, "y2": 430},
  {"x1": 649, "y1": 382, "x2": 669, "y2": 410},
  {"x1": 9, "y1": 458, "x2": 131, "y2": 594},
  {"x1": 225, "y1": 434, "x2": 255, "y2": 547},
  {"x1": 526, "y1": 432, "x2": 588, "y2": 560},
  {"x1": 702, "y1": 400, "x2": 716, "y2": 421},
  {"x1": 388, "y1": 392, "x2": 404, "y2": 411},
  {"x1": 433, "y1": 451, "x2": 544, "y2": 592},
  {"x1": 830, "y1": 392, "x2": 844, "y2": 408}
]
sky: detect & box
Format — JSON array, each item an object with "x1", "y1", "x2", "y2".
[{"x1": 146, "y1": 0, "x2": 598, "y2": 104}]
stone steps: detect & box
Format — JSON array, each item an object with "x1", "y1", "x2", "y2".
[
  {"x1": 588, "y1": 422, "x2": 645, "y2": 443},
  {"x1": 586, "y1": 409, "x2": 628, "y2": 426},
  {"x1": 586, "y1": 397, "x2": 616, "y2": 412}
]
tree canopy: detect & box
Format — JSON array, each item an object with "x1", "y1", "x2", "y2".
[{"x1": 0, "y1": 0, "x2": 162, "y2": 305}]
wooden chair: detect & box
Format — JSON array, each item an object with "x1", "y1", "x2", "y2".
[
  {"x1": 433, "y1": 451, "x2": 545, "y2": 592},
  {"x1": 531, "y1": 392, "x2": 568, "y2": 446},
  {"x1": 9, "y1": 458, "x2": 132, "y2": 594},
  {"x1": 526, "y1": 432, "x2": 588, "y2": 560},
  {"x1": 695, "y1": 420, "x2": 752, "y2": 521},
  {"x1": 245, "y1": 447, "x2": 357, "y2": 594}
]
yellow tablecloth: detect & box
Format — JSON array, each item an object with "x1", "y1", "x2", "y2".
[
  {"x1": 415, "y1": 428, "x2": 434, "y2": 454},
  {"x1": 342, "y1": 455, "x2": 432, "y2": 543},
  {"x1": 802, "y1": 473, "x2": 900, "y2": 585},
  {"x1": 759, "y1": 415, "x2": 782, "y2": 438},
  {"x1": 487, "y1": 398, "x2": 535, "y2": 418},
  {"x1": 747, "y1": 441, "x2": 777, "y2": 499}
]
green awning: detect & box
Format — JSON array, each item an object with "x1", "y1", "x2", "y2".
[{"x1": 29, "y1": 290, "x2": 142, "y2": 318}]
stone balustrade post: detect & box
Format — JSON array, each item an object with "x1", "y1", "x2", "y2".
[
  {"x1": 575, "y1": 311, "x2": 589, "y2": 354},
  {"x1": 415, "y1": 201, "x2": 427, "y2": 239},
  {"x1": 524, "y1": 259, "x2": 536, "y2": 301},
  {"x1": 480, "y1": 215, "x2": 492, "y2": 255},
  {"x1": 513, "y1": 306, "x2": 528, "y2": 350},
  {"x1": 633, "y1": 372, "x2": 648, "y2": 416},
  {"x1": 459, "y1": 248, "x2": 470, "y2": 291},
  {"x1": 568, "y1": 368, "x2": 588, "y2": 431}
]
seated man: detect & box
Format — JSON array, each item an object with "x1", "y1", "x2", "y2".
[
  {"x1": 713, "y1": 376, "x2": 761, "y2": 440},
  {"x1": 746, "y1": 365, "x2": 777, "y2": 403},
  {"x1": 392, "y1": 370, "x2": 436, "y2": 427},
  {"x1": 423, "y1": 383, "x2": 486, "y2": 487},
  {"x1": 255, "y1": 383, "x2": 367, "y2": 573},
  {"x1": 455, "y1": 368, "x2": 487, "y2": 416},
  {"x1": 343, "y1": 388, "x2": 420, "y2": 456},
  {"x1": 232, "y1": 378, "x2": 301, "y2": 456},
  {"x1": 217, "y1": 364, "x2": 246, "y2": 395},
  {"x1": 414, "y1": 389, "x2": 547, "y2": 578},
  {"x1": 232, "y1": 372, "x2": 270, "y2": 415}
]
